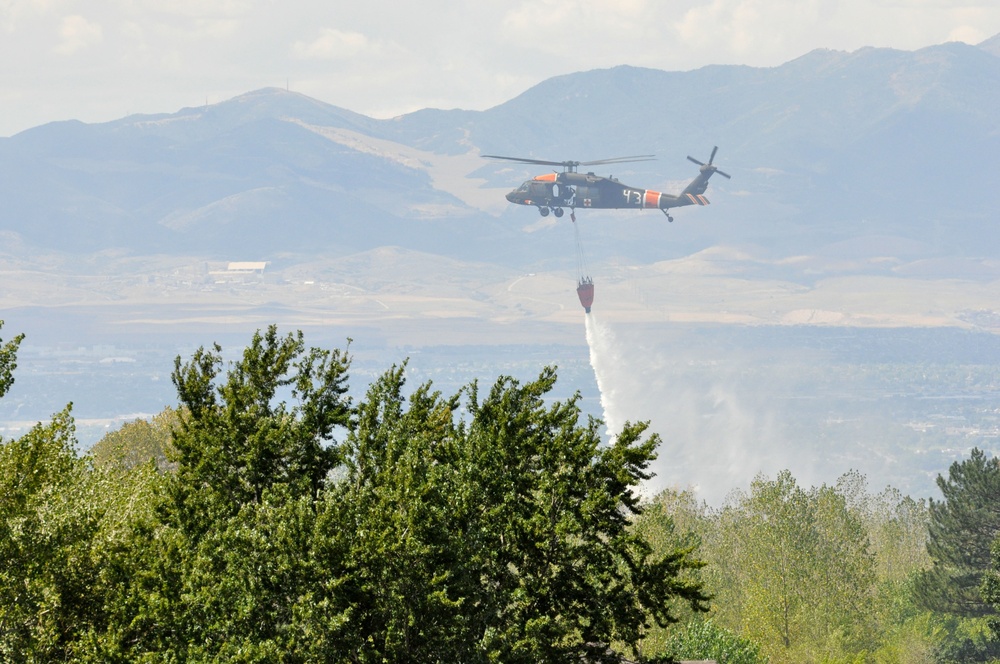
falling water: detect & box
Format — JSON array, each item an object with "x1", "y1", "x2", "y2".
[
  {"x1": 584, "y1": 312, "x2": 624, "y2": 438},
  {"x1": 583, "y1": 314, "x2": 818, "y2": 505}
]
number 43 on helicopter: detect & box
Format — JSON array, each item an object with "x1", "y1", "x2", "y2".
[{"x1": 483, "y1": 146, "x2": 730, "y2": 222}]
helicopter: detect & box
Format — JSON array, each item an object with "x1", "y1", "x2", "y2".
[{"x1": 483, "y1": 146, "x2": 730, "y2": 222}]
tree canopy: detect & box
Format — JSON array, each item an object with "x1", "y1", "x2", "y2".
[
  {"x1": 916, "y1": 448, "x2": 1000, "y2": 617},
  {"x1": 11, "y1": 321, "x2": 996, "y2": 662},
  {"x1": 0, "y1": 325, "x2": 709, "y2": 662}
]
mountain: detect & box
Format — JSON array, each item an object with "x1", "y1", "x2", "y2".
[
  {"x1": 453, "y1": 41, "x2": 1000, "y2": 259},
  {"x1": 2, "y1": 37, "x2": 1000, "y2": 267},
  {"x1": 980, "y1": 33, "x2": 1000, "y2": 57},
  {"x1": 0, "y1": 89, "x2": 516, "y2": 260}
]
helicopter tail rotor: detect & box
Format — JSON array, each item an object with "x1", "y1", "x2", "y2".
[{"x1": 687, "y1": 146, "x2": 731, "y2": 179}]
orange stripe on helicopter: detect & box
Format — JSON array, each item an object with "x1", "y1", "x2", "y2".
[
  {"x1": 533, "y1": 173, "x2": 558, "y2": 182},
  {"x1": 685, "y1": 193, "x2": 710, "y2": 205},
  {"x1": 644, "y1": 190, "x2": 662, "y2": 208}
]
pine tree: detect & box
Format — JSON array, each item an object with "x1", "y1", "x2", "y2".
[{"x1": 916, "y1": 448, "x2": 1000, "y2": 617}]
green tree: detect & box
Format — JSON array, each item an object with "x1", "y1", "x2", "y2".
[
  {"x1": 0, "y1": 321, "x2": 23, "y2": 399},
  {"x1": 107, "y1": 325, "x2": 355, "y2": 661},
  {"x1": 2, "y1": 325, "x2": 709, "y2": 661},
  {"x1": 90, "y1": 406, "x2": 181, "y2": 471},
  {"x1": 863, "y1": 485, "x2": 930, "y2": 586},
  {"x1": 708, "y1": 470, "x2": 877, "y2": 663},
  {"x1": 860, "y1": 485, "x2": 939, "y2": 663},
  {"x1": 916, "y1": 448, "x2": 1000, "y2": 618},
  {"x1": 458, "y1": 368, "x2": 709, "y2": 662},
  {"x1": 630, "y1": 487, "x2": 711, "y2": 658},
  {"x1": 640, "y1": 472, "x2": 940, "y2": 663},
  {"x1": 71, "y1": 457, "x2": 165, "y2": 662},
  {"x1": 331, "y1": 364, "x2": 709, "y2": 662},
  {"x1": 976, "y1": 533, "x2": 1000, "y2": 659},
  {"x1": 0, "y1": 323, "x2": 101, "y2": 661},
  {"x1": 0, "y1": 408, "x2": 88, "y2": 661},
  {"x1": 325, "y1": 365, "x2": 470, "y2": 662},
  {"x1": 657, "y1": 619, "x2": 766, "y2": 664},
  {"x1": 0, "y1": 323, "x2": 166, "y2": 662},
  {"x1": 168, "y1": 325, "x2": 352, "y2": 527}
]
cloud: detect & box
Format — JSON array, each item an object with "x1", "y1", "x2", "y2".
[
  {"x1": 1, "y1": 0, "x2": 1000, "y2": 136},
  {"x1": 145, "y1": 1, "x2": 249, "y2": 18},
  {"x1": 55, "y1": 14, "x2": 103, "y2": 54},
  {"x1": 948, "y1": 24, "x2": 986, "y2": 43},
  {"x1": 292, "y1": 28, "x2": 377, "y2": 60},
  {"x1": 498, "y1": 0, "x2": 656, "y2": 58}
]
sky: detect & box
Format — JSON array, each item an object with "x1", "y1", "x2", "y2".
[{"x1": 2, "y1": 0, "x2": 1000, "y2": 137}]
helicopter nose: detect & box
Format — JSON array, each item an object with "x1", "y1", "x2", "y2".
[{"x1": 506, "y1": 191, "x2": 517, "y2": 203}]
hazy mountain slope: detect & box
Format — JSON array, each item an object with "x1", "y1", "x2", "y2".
[
  {"x1": 375, "y1": 41, "x2": 1000, "y2": 256},
  {"x1": 0, "y1": 91, "x2": 511, "y2": 257},
  {"x1": 381, "y1": 41, "x2": 1000, "y2": 162},
  {"x1": 979, "y1": 33, "x2": 1000, "y2": 57},
  {"x1": 2, "y1": 39, "x2": 999, "y2": 264}
]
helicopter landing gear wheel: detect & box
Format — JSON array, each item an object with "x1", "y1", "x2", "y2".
[
  {"x1": 662, "y1": 209, "x2": 674, "y2": 222},
  {"x1": 539, "y1": 207, "x2": 550, "y2": 217},
  {"x1": 553, "y1": 207, "x2": 564, "y2": 218}
]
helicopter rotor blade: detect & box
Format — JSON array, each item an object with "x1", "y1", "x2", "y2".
[
  {"x1": 481, "y1": 155, "x2": 573, "y2": 167},
  {"x1": 483, "y1": 154, "x2": 656, "y2": 171},
  {"x1": 687, "y1": 156, "x2": 706, "y2": 166},
  {"x1": 716, "y1": 170, "x2": 732, "y2": 179},
  {"x1": 580, "y1": 155, "x2": 656, "y2": 166},
  {"x1": 709, "y1": 146, "x2": 718, "y2": 164}
]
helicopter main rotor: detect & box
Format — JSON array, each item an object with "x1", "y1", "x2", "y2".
[{"x1": 482, "y1": 154, "x2": 656, "y2": 173}]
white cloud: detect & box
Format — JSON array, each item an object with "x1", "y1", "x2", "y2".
[
  {"x1": 1, "y1": 0, "x2": 51, "y2": 32},
  {"x1": 55, "y1": 14, "x2": 102, "y2": 54},
  {"x1": 1, "y1": 0, "x2": 999, "y2": 136},
  {"x1": 948, "y1": 24, "x2": 985, "y2": 43},
  {"x1": 292, "y1": 28, "x2": 373, "y2": 60},
  {"x1": 122, "y1": 0, "x2": 251, "y2": 20},
  {"x1": 499, "y1": 0, "x2": 656, "y2": 58}
]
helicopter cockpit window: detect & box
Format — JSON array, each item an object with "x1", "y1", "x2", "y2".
[{"x1": 517, "y1": 183, "x2": 530, "y2": 193}]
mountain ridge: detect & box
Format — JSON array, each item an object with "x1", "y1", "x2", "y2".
[{"x1": 2, "y1": 36, "x2": 999, "y2": 266}]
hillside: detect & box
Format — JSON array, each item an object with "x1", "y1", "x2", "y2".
[{"x1": 2, "y1": 38, "x2": 999, "y2": 267}]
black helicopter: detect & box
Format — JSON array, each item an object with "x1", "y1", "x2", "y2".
[{"x1": 483, "y1": 147, "x2": 730, "y2": 222}]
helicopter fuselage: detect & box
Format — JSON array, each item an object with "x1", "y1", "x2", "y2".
[
  {"x1": 504, "y1": 170, "x2": 710, "y2": 216},
  {"x1": 487, "y1": 147, "x2": 728, "y2": 220}
]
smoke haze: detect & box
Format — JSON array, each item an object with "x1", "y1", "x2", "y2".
[{"x1": 586, "y1": 314, "x2": 829, "y2": 506}]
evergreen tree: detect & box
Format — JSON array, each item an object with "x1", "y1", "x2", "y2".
[
  {"x1": 916, "y1": 448, "x2": 1000, "y2": 617},
  {"x1": 980, "y1": 535, "x2": 1000, "y2": 651}
]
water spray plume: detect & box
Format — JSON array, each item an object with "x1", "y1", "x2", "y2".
[
  {"x1": 584, "y1": 315, "x2": 819, "y2": 506},
  {"x1": 585, "y1": 313, "x2": 624, "y2": 437}
]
